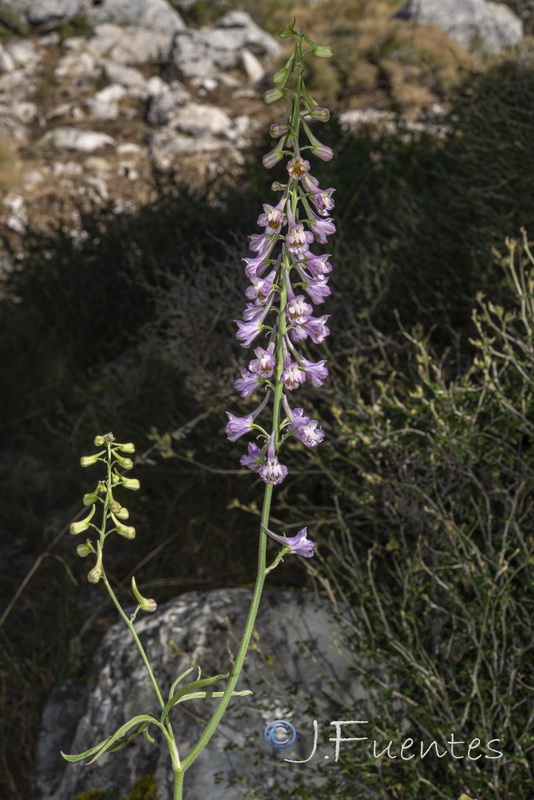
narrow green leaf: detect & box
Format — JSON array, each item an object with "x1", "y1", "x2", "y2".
[
  {"x1": 160, "y1": 674, "x2": 228, "y2": 722},
  {"x1": 61, "y1": 714, "x2": 165, "y2": 765}
]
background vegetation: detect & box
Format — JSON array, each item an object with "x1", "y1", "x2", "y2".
[{"x1": 1, "y1": 3, "x2": 534, "y2": 798}]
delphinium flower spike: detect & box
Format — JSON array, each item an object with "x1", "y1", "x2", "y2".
[{"x1": 226, "y1": 23, "x2": 336, "y2": 555}]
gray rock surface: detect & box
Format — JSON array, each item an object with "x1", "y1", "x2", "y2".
[
  {"x1": 393, "y1": 0, "x2": 523, "y2": 54},
  {"x1": 86, "y1": 23, "x2": 174, "y2": 65},
  {"x1": 168, "y1": 10, "x2": 282, "y2": 80},
  {"x1": 80, "y1": 0, "x2": 185, "y2": 34},
  {"x1": 32, "y1": 589, "x2": 373, "y2": 800},
  {"x1": 41, "y1": 127, "x2": 116, "y2": 152}
]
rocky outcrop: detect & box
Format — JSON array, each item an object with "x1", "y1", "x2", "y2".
[
  {"x1": 32, "y1": 589, "x2": 375, "y2": 800},
  {"x1": 393, "y1": 0, "x2": 523, "y2": 54}
]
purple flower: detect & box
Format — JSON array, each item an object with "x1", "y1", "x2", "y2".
[
  {"x1": 235, "y1": 318, "x2": 264, "y2": 348},
  {"x1": 309, "y1": 188, "x2": 335, "y2": 217},
  {"x1": 240, "y1": 442, "x2": 265, "y2": 473},
  {"x1": 299, "y1": 357, "x2": 329, "y2": 387},
  {"x1": 308, "y1": 214, "x2": 336, "y2": 244},
  {"x1": 287, "y1": 156, "x2": 311, "y2": 180},
  {"x1": 234, "y1": 369, "x2": 262, "y2": 398},
  {"x1": 261, "y1": 524, "x2": 315, "y2": 558},
  {"x1": 249, "y1": 344, "x2": 276, "y2": 378},
  {"x1": 245, "y1": 269, "x2": 277, "y2": 304},
  {"x1": 249, "y1": 231, "x2": 278, "y2": 257},
  {"x1": 286, "y1": 295, "x2": 313, "y2": 325},
  {"x1": 283, "y1": 397, "x2": 324, "y2": 447},
  {"x1": 304, "y1": 314, "x2": 330, "y2": 343},
  {"x1": 243, "y1": 255, "x2": 272, "y2": 279},
  {"x1": 225, "y1": 394, "x2": 269, "y2": 441},
  {"x1": 281, "y1": 360, "x2": 305, "y2": 391},
  {"x1": 257, "y1": 198, "x2": 287, "y2": 232},
  {"x1": 259, "y1": 433, "x2": 288, "y2": 485},
  {"x1": 286, "y1": 223, "x2": 314, "y2": 256},
  {"x1": 303, "y1": 276, "x2": 331, "y2": 304},
  {"x1": 304, "y1": 252, "x2": 333, "y2": 278}
]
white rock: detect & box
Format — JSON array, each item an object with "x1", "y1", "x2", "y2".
[
  {"x1": 43, "y1": 127, "x2": 116, "y2": 152},
  {"x1": 393, "y1": 0, "x2": 523, "y2": 54},
  {"x1": 80, "y1": 0, "x2": 185, "y2": 34},
  {"x1": 147, "y1": 85, "x2": 192, "y2": 125},
  {"x1": 241, "y1": 48, "x2": 265, "y2": 84},
  {"x1": 116, "y1": 142, "x2": 143, "y2": 155},
  {"x1": 86, "y1": 23, "x2": 173, "y2": 65},
  {"x1": 0, "y1": 100, "x2": 39, "y2": 124},
  {"x1": 4, "y1": 40, "x2": 40, "y2": 70},
  {"x1": 168, "y1": 102, "x2": 232, "y2": 137},
  {"x1": 4, "y1": 193, "x2": 27, "y2": 235},
  {"x1": 55, "y1": 51, "x2": 96, "y2": 81},
  {"x1": 100, "y1": 60, "x2": 146, "y2": 88},
  {"x1": 0, "y1": 44, "x2": 15, "y2": 74},
  {"x1": 27, "y1": 0, "x2": 81, "y2": 29}
]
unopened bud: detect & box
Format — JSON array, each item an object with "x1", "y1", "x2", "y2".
[
  {"x1": 263, "y1": 86, "x2": 285, "y2": 104},
  {"x1": 116, "y1": 442, "x2": 135, "y2": 453},
  {"x1": 308, "y1": 107, "x2": 330, "y2": 122},
  {"x1": 312, "y1": 45, "x2": 332, "y2": 58},
  {"x1": 116, "y1": 523, "x2": 136, "y2": 539},
  {"x1": 109, "y1": 500, "x2": 121, "y2": 513},
  {"x1": 87, "y1": 566, "x2": 102, "y2": 584},
  {"x1": 270, "y1": 120, "x2": 289, "y2": 138},
  {"x1": 94, "y1": 435, "x2": 106, "y2": 446},
  {"x1": 114, "y1": 454, "x2": 133, "y2": 470},
  {"x1": 115, "y1": 506, "x2": 129, "y2": 520},
  {"x1": 111, "y1": 471, "x2": 121, "y2": 485},
  {"x1": 279, "y1": 19, "x2": 296, "y2": 39},
  {"x1": 80, "y1": 454, "x2": 100, "y2": 468},
  {"x1": 121, "y1": 477, "x2": 141, "y2": 491},
  {"x1": 70, "y1": 504, "x2": 96, "y2": 535},
  {"x1": 271, "y1": 181, "x2": 286, "y2": 191},
  {"x1": 132, "y1": 576, "x2": 158, "y2": 613},
  {"x1": 83, "y1": 492, "x2": 99, "y2": 506},
  {"x1": 76, "y1": 540, "x2": 94, "y2": 558}
]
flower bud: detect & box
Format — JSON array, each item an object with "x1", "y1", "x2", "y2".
[
  {"x1": 262, "y1": 136, "x2": 288, "y2": 169},
  {"x1": 83, "y1": 492, "x2": 99, "y2": 506},
  {"x1": 111, "y1": 471, "x2": 121, "y2": 485},
  {"x1": 76, "y1": 540, "x2": 94, "y2": 558},
  {"x1": 121, "y1": 477, "x2": 141, "y2": 491},
  {"x1": 87, "y1": 566, "x2": 102, "y2": 584},
  {"x1": 116, "y1": 442, "x2": 135, "y2": 453},
  {"x1": 307, "y1": 107, "x2": 330, "y2": 122},
  {"x1": 70, "y1": 504, "x2": 96, "y2": 535},
  {"x1": 271, "y1": 181, "x2": 287, "y2": 191},
  {"x1": 116, "y1": 523, "x2": 136, "y2": 539},
  {"x1": 280, "y1": 19, "x2": 296, "y2": 38},
  {"x1": 94, "y1": 435, "x2": 106, "y2": 446},
  {"x1": 114, "y1": 454, "x2": 133, "y2": 470},
  {"x1": 263, "y1": 86, "x2": 285, "y2": 104},
  {"x1": 115, "y1": 506, "x2": 129, "y2": 520},
  {"x1": 109, "y1": 500, "x2": 121, "y2": 513},
  {"x1": 80, "y1": 454, "x2": 101, "y2": 468},
  {"x1": 132, "y1": 576, "x2": 158, "y2": 613},
  {"x1": 312, "y1": 45, "x2": 332, "y2": 58},
  {"x1": 270, "y1": 120, "x2": 289, "y2": 138}
]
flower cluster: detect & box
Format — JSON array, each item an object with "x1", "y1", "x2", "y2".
[{"x1": 224, "y1": 30, "x2": 334, "y2": 502}]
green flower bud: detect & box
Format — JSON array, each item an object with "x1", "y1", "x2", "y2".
[
  {"x1": 80, "y1": 454, "x2": 101, "y2": 468},
  {"x1": 132, "y1": 576, "x2": 157, "y2": 613},
  {"x1": 87, "y1": 566, "x2": 102, "y2": 584},
  {"x1": 111, "y1": 471, "x2": 121, "y2": 485},
  {"x1": 312, "y1": 45, "x2": 332, "y2": 58},
  {"x1": 116, "y1": 523, "x2": 136, "y2": 539},
  {"x1": 116, "y1": 442, "x2": 135, "y2": 453},
  {"x1": 271, "y1": 181, "x2": 287, "y2": 191},
  {"x1": 121, "y1": 477, "x2": 141, "y2": 491},
  {"x1": 70, "y1": 504, "x2": 96, "y2": 535},
  {"x1": 109, "y1": 500, "x2": 121, "y2": 513},
  {"x1": 307, "y1": 106, "x2": 330, "y2": 122},
  {"x1": 94, "y1": 435, "x2": 106, "y2": 446},
  {"x1": 114, "y1": 454, "x2": 133, "y2": 470},
  {"x1": 83, "y1": 492, "x2": 99, "y2": 506},
  {"x1": 279, "y1": 19, "x2": 296, "y2": 39},
  {"x1": 115, "y1": 506, "x2": 129, "y2": 520},
  {"x1": 263, "y1": 86, "x2": 285, "y2": 104},
  {"x1": 76, "y1": 540, "x2": 94, "y2": 558}
]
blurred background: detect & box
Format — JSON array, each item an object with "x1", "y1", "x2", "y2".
[{"x1": 1, "y1": 0, "x2": 534, "y2": 798}]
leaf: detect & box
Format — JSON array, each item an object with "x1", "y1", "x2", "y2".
[
  {"x1": 61, "y1": 714, "x2": 166, "y2": 764},
  {"x1": 160, "y1": 674, "x2": 228, "y2": 722},
  {"x1": 167, "y1": 665, "x2": 197, "y2": 701}
]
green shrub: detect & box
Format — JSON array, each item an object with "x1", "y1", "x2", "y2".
[{"x1": 298, "y1": 235, "x2": 534, "y2": 798}]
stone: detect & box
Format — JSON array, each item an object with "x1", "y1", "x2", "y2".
[
  {"x1": 168, "y1": 11, "x2": 281, "y2": 80},
  {"x1": 147, "y1": 85, "x2": 191, "y2": 125},
  {"x1": 393, "y1": 0, "x2": 523, "y2": 54},
  {"x1": 32, "y1": 589, "x2": 374, "y2": 800},
  {"x1": 100, "y1": 60, "x2": 146, "y2": 89},
  {"x1": 241, "y1": 48, "x2": 265, "y2": 84},
  {"x1": 42, "y1": 127, "x2": 116, "y2": 152},
  {"x1": 4, "y1": 38, "x2": 40, "y2": 70},
  {"x1": 55, "y1": 50, "x2": 97, "y2": 81},
  {"x1": 0, "y1": 43, "x2": 15, "y2": 73},
  {"x1": 85, "y1": 83, "x2": 126, "y2": 120},
  {"x1": 86, "y1": 23, "x2": 173, "y2": 65},
  {"x1": 169, "y1": 102, "x2": 232, "y2": 137},
  {"x1": 27, "y1": 0, "x2": 81, "y2": 29},
  {"x1": 80, "y1": 0, "x2": 185, "y2": 34}
]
